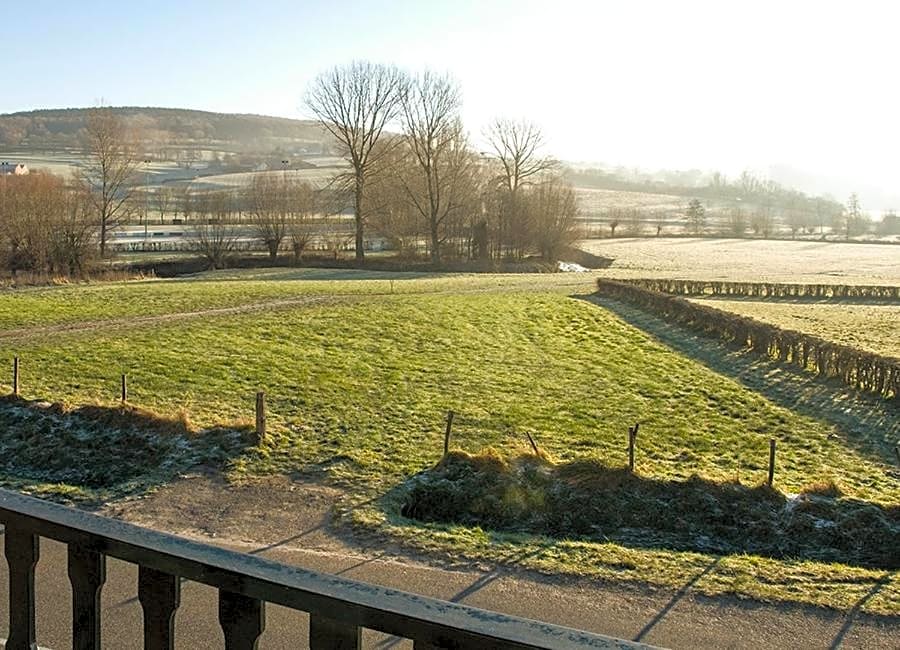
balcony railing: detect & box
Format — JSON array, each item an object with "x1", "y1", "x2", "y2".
[{"x1": 0, "y1": 488, "x2": 653, "y2": 649}]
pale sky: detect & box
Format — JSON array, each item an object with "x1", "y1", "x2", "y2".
[{"x1": 2, "y1": 0, "x2": 898, "y2": 198}]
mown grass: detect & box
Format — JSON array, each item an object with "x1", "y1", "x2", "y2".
[
  {"x1": 0, "y1": 269, "x2": 595, "y2": 331},
  {"x1": 689, "y1": 298, "x2": 900, "y2": 359},
  {"x1": 0, "y1": 270, "x2": 897, "y2": 613}
]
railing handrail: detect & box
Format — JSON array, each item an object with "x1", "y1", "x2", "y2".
[{"x1": 0, "y1": 488, "x2": 655, "y2": 649}]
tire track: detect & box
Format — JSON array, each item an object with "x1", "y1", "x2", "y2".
[{"x1": 0, "y1": 294, "x2": 363, "y2": 342}]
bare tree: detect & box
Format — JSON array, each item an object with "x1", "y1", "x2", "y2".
[
  {"x1": 485, "y1": 118, "x2": 556, "y2": 258},
  {"x1": 153, "y1": 186, "x2": 174, "y2": 224},
  {"x1": 527, "y1": 175, "x2": 580, "y2": 259},
  {"x1": 190, "y1": 191, "x2": 239, "y2": 269},
  {"x1": 750, "y1": 209, "x2": 774, "y2": 238},
  {"x1": 686, "y1": 199, "x2": 706, "y2": 235},
  {"x1": 53, "y1": 178, "x2": 98, "y2": 275},
  {"x1": 176, "y1": 185, "x2": 195, "y2": 223},
  {"x1": 727, "y1": 207, "x2": 748, "y2": 237},
  {"x1": 80, "y1": 109, "x2": 140, "y2": 257},
  {"x1": 607, "y1": 209, "x2": 622, "y2": 237},
  {"x1": 368, "y1": 148, "x2": 424, "y2": 256},
  {"x1": 286, "y1": 180, "x2": 317, "y2": 262},
  {"x1": 305, "y1": 61, "x2": 408, "y2": 260},
  {"x1": 0, "y1": 172, "x2": 97, "y2": 275},
  {"x1": 842, "y1": 192, "x2": 870, "y2": 240},
  {"x1": 399, "y1": 72, "x2": 478, "y2": 262},
  {"x1": 246, "y1": 173, "x2": 288, "y2": 258}
]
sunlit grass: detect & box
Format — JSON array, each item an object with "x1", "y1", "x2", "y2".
[
  {"x1": 0, "y1": 269, "x2": 896, "y2": 613},
  {"x1": 690, "y1": 298, "x2": 900, "y2": 359}
]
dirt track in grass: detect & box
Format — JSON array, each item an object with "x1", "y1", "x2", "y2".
[{"x1": 0, "y1": 294, "x2": 358, "y2": 342}]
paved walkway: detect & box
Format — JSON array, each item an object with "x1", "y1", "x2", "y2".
[{"x1": 1, "y1": 522, "x2": 897, "y2": 649}]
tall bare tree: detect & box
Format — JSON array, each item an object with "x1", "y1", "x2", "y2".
[
  {"x1": 246, "y1": 173, "x2": 288, "y2": 258},
  {"x1": 153, "y1": 186, "x2": 174, "y2": 224},
  {"x1": 190, "y1": 191, "x2": 239, "y2": 269},
  {"x1": 400, "y1": 72, "x2": 477, "y2": 262},
  {"x1": 305, "y1": 61, "x2": 408, "y2": 260},
  {"x1": 368, "y1": 149, "x2": 424, "y2": 256},
  {"x1": 686, "y1": 198, "x2": 706, "y2": 234},
  {"x1": 527, "y1": 175, "x2": 580, "y2": 259},
  {"x1": 80, "y1": 109, "x2": 140, "y2": 257},
  {"x1": 485, "y1": 118, "x2": 556, "y2": 258},
  {"x1": 285, "y1": 180, "x2": 317, "y2": 262}
]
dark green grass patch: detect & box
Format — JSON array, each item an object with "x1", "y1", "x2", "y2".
[
  {"x1": 400, "y1": 451, "x2": 899, "y2": 569},
  {"x1": 0, "y1": 397, "x2": 249, "y2": 500}
]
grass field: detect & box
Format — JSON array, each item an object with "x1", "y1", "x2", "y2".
[
  {"x1": 575, "y1": 187, "x2": 687, "y2": 217},
  {"x1": 0, "y1": 269, "x2": 897, "y2": 614},
  {"x1": 187, "y1": 167, "x2": 342, "y2": 191},
  {"x1": 689, "y1": 298, "x2": 900, "y2": 359},
  {"x1": 580, "y1": 237, "x2": 900, "y2": 284}
]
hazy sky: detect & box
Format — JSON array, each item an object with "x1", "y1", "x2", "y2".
[{"x1": 2, "y1": 0, "x2": 897, "y2": 194}]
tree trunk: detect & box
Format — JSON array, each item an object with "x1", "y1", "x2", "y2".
[
  {"x1": 430, "y1": 221, "x2": 440, "y2": 264},
  {"x1": 354, "y1": 176, "x2": 365, "y2": 261},
  {"x1": 99, "y1": 218, "x2": 108, "y2": 258}
]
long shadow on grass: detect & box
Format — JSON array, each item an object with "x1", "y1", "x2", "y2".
[
  {"x1": 634, "y1": 556, "x2": 721, "y2": 642},
  {"x1": 0, "y1": 396, "x2": 255, "y2": 504},
  {"x1": 582, "y1": 296, "x2": 900, "y2": 467},
  {"x1": 399, "y1": 453, "x2": 900, "y2": 570},
  {"x1": 829, "y1": 571, "x2": 896, "y2": 649}
]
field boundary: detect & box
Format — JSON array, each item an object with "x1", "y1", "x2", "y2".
[
  {"x1": 596, "y1": 279, "x2": 899, "y2": 401},
  {"x1": 606, "y1": 278, "x2": 900, "y2": 301}
]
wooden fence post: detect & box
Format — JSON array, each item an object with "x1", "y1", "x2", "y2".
[
  {"x1": 255, "y1": 392, "x2": 266, "y2": 445},
  {"x1": 767, "y1": 439, "x2": 776, "y2": 487},
  {"x1": 525, "y1": 431, "x2": 540, "y2": 455},
  {"x1": 121, "y1": 374, "x2": 128, "y2": 403},
  {"x1": 628, "y1": 423, "x2": 640, "y2": 472},
  {"x1": 13, "y1": 356, "x2": 19, "y2": 396},
  {"x1": 443, "y1": 410, "x2": 454, "y2": 457}
]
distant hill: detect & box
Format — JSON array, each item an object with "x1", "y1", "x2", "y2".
[{"x1": 0, "y1": 107, "x2": 337, "y2": 158}]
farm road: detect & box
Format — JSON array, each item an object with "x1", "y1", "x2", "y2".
[{"x1": 3, "y1": 476, "x2": 895, "y2": 649}]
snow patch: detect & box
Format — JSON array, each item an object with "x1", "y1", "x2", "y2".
[{"x1": 557, "y1": 261, "x2": 589, "y2": 273}]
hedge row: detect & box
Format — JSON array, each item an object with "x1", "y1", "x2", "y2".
[
  {"x1": 596, "y1": 280, "x2": 899, "y2": 401},
  {"x1": 611, "y1": 279, "x2": 900, "y2": 301}
]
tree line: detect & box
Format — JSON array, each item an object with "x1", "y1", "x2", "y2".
[
  {"x1": 1, "y1": 62, "x2": 582, "y2": 274},
  {"x1": 304, "y1": 62, "x2": 579, "y2": 262},
  {"x1": 575, "y1": 166, "x2": 898, "y2": 239}
]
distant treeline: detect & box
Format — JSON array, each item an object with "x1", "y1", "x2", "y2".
[
  {"x1": 596, "y1": 279, "x2": 899, "y2": 400},
  {"x1": 569, "y1": 168, "x2": 841, "y2": 209},
  {"x1": 0, "y1": 107, "x2": 332, "y2": 154},
  {"x1": 611, "y1": 278, "x2": 900, "y2": 301}
]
